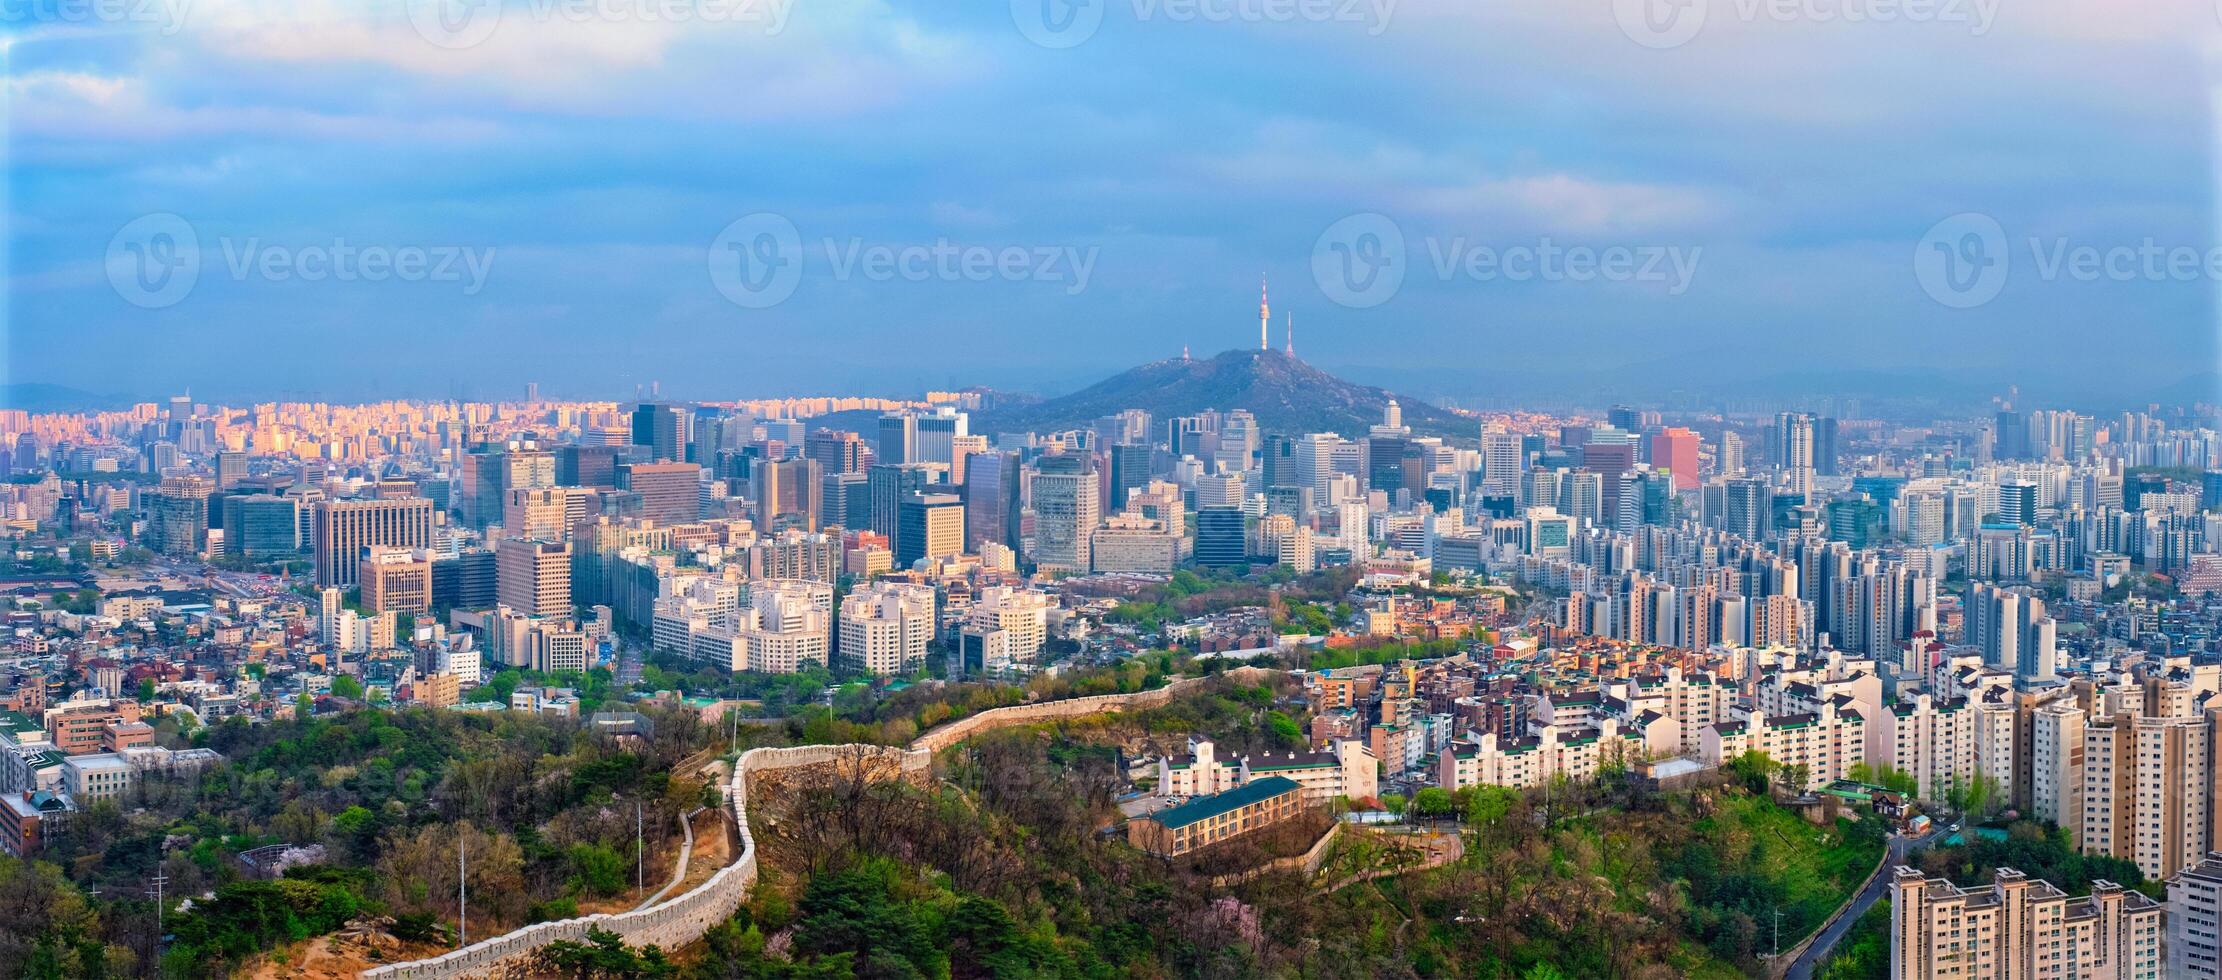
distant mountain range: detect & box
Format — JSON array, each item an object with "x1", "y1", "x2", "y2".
[
  {"x1": 0, "y1": 384, "x2": 123, "y2": 414},
  {"x1": 968, "y1": 348, "x2": 1464, "y2": 438}
]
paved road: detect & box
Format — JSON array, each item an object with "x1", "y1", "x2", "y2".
[{"x1": 1786, "y1": 829, "x2": 1939, "y2": 980}]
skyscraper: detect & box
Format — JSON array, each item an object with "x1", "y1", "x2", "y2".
[
  {"x1": 496, "y1": 538, "x2": 573, "y2": 618},
  {"x1": 1647, "y1": 427, "x2": 1699, "y2": 491},
  {"x1": 631, "y1": 403, "x2": 689, "y2": 462},
  {"x1": 804, "y1": 429, "x2": 868, "y2": 475},
  {"x1": 915, "y1": 407, "x2": 967, "y2": 470},
  {"x1": 555, "y1": 444, "x2": 619, "y2": 488},
  {"x1": 877, "y1": 413, "x2": 917, "y2": 466},
  {"x1": 895, "y1": 492, "x2": 964, "y2": 568},
  {"x1": 313, "y1": 496, "x2": 437, "y2": 588},
  {"x1": 869, "y1": 462, "x2": 941, "y2": 545},
  {"x1": 145, "y1": 475, "x2": 214, "y2": 556},
  {"x1": 964, "y1": 450, "x2": 1022, "y2": 552},
  {"x1": 462, "y1": 443, "x2": 555, "y2": 529},
  {"x1": 1029, "y1": 453, "x2": 1098, "y2": 572},
  {"x1": 1776, "y1": 412, "x2": 1814, "y2": 496},
  {"x1": 618, "y1": 461, "x2": 702, "y2": 526},
  {"x1": 753, "y1": 456, "x2": 823, "y2": 532},
  {"x1": 1109, "y1": 443, "x2": 1152, "y2": 510},
  {"x1": 1194, "y1": 506, "x2": 1247, "y2": 567}
]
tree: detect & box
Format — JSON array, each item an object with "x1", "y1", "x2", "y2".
[
  {"x1": 330, "y1": 675, "x2": 364, "y2": 700},
  {"x1": 1722, "y1": 751, "x2": 1779, "y2": 794},
  {"x1": 1410, "y1": 787, "x2": 1454, "y2": 820},
  {"x1": 136, "y1": 678, "x2": 157, "y2": 703}
]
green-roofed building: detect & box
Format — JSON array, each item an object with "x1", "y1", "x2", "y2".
[{"x1": 1129, "y1": 775, "x2": 1305, "y2": 857}]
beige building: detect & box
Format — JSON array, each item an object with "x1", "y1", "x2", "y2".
[
  {"x1": 1156, "y1": 737, "x2": 1377, "y2": 805},
  {"x1": 495, "y1": 538, "x2": 573, "y2": 618},
  {"x1": 1889, "y1": 866, "x2": 2161, "y2": 980},
  {"x1": 740, "y1": 580, "x2": 833, "y2": 674},
  {"x1": 1699, "y1": 700, "x2": 1866, "y2": 792},
  {"x1": 838, "y1": 582, "x2": 936, "y2": 676},
  {"x1": 2030, "y1": 699, "x2": 2084, "y2": 828},
  {"x1": 359, "y1": 545, "x2": 432, "y2": 614},
  {"x1": 2083, "y1": 707, "x2": 2211, "y2": 882},
  {"x1": 1878, "y1": 694, "x2": 1975, "y2": 805},
  {"x1": 1440, "y1": 719, "x2": 1644, "y2": 791},
  {"x1": 1128, "y1": 775, "x2": 1304, "y2": 858}
]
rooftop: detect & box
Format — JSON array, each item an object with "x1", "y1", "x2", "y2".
[{"x1": 1148, "y1": 776, "x2": 1302, "y2": 830}]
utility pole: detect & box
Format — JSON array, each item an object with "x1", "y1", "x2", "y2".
[
  {"x1": 147, "y1": 869, "x2": 169, "y2": 964},
  {"x1": 457, "y1": 835, "x2": 467, "y2": 949},
  {"x1": 1772, "y1": 907, "x2": 1784, "y2": 960},
  {"x1": 635, "y1": 800, "x2": 645, "y2": 897}
]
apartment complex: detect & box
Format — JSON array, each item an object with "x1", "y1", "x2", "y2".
[
  {"x1": 1156, "y1": 737, "x2": 1378, "y2": 805},
  {"x1": 1889, "y1": 866, "x2": 2162, "y2": 980}
]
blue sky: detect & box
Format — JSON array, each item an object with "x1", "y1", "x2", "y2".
[{"x1": 6, "y1": 0, "x2": 2220, "y2": 409}]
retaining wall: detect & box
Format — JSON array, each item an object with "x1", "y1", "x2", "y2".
[{"x1": 366, "y1": 671, "x2": 1267, "y2": 977}]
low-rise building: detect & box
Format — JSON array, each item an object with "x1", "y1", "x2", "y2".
[
  {"x1": 1127, "y1": 775, "x2": 1304, "y2": 858},
  {"x1": 1155, "y1": 737, "x2": 1376, "y2": 804}
]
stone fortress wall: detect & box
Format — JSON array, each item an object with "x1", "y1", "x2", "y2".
[{"x1": 364, "y1": 667, "x2": 1270, "y2": 978}]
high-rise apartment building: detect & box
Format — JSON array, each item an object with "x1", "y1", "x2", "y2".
[
  {"x1": 1889, "y1": 867, "x2": 2161, "y2": 980},
  {"x1": 838, "y1": 582, "x2": 935, "y2": 676}
]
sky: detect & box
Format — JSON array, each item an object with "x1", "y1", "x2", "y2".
[{"x1": 6, "y1": 0, "x2": 2222, "y2": 411}]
